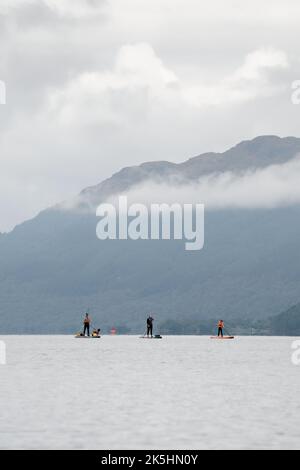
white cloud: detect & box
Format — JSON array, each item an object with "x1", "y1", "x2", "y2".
[
  {"x1": 234, "y1": 49, "x2": 288, "y2": 81},
  {"x1": 108, "y1": 0, "x2": 300, "y2": 32},
  {"x1": 0, "y1": 0, "x2": 106, "y2": 17},
  {"x1": 48, "y1": 44, "x2": 288, "y2": 128},
  {"x1": 184, "y1": 49, "x2": 289, "y2": 107},
  {"x1": 107, "y1": 157, "x2": 300, "y2": 210},
  {"x1": 48, "y1": 43, "x2": 179, "y2": 127},
  {"x1": 45, "y1": 0, "x2": 105, "y2": 18}
]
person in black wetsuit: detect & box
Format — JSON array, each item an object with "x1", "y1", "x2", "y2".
[{"x1": 147, "y1": 316, "x2": 154, "y2": 337}]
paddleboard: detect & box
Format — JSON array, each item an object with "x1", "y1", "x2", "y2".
[
  {"x1": 210, "y1": 336, "x2": 235, "y2": 340},
  {"x1": 140, "y1": 336, "x2": 163, "y2": 340},
  {"x1": 75, "y1": 335, "x2": 101, "y2": 339}
]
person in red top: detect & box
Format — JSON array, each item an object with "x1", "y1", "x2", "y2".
[
  {"x1": 218, "y1": 320, "x2": 224, "y2": 338},
  {"x1": 83, "y1": 313, "x2": 91, "y2": 337}
]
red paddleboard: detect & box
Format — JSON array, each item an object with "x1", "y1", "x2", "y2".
[{"x1": 210, "y1": 336, "x2": 235, "y2": 340}]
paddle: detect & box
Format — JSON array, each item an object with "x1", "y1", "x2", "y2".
[
  {"x1": 223, "y1": 327, "x2": 234, "y2": 338},
  {"x1": 223, "y1": 320, "x2": 235, "y2": 338}
]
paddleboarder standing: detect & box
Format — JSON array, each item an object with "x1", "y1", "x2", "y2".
[
  {"x1": 147, "y1": 315, "x2": 154, "y2": 338},
  {"x1": 218, "y1": 320, "x2": 224, "y2": 338},
  {"x1": 83, "y1": 313, "x2": 91, "y2": 337}
]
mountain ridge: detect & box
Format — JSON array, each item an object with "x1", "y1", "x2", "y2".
[
  {"x1": 1, "y1": 135, "x2": 300, "y2": 334},
  {"x1": 79, "y1": 135, "x2": 300, "y2": 208}
]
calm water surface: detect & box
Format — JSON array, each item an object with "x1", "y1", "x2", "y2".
[{"x1": 0, "y1": 336, "x2": 299, "y2": 450}]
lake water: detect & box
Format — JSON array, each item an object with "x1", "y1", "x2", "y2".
[{"x1": 0, "y1": 336, "x2": 299, "y2": 450}]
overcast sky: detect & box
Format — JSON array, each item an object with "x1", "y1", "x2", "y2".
[{"x1": 0, "y1": 0, "x2": 300, "y2": 231}]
